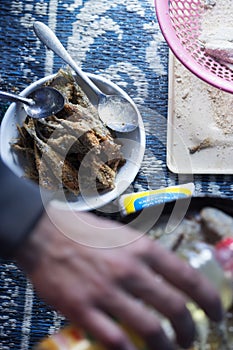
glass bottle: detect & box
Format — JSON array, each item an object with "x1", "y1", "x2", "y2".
[
  {"x1": 179, "y1": 238, "x2": 233, "y2": 311},
  {"x1": 177, "y1": 237, "x2": 233, "y2": 349}
]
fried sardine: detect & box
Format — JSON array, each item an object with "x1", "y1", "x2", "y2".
[{"x1": 12, "y1": 69, "x2": 125, "y2": 196}]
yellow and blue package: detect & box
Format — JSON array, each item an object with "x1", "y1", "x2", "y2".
[{"x1": 118, "y1": 183, "x2": 195, "y2": 216}]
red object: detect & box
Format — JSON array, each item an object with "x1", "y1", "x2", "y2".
[
  {"x1": 69, "y1": 328, "x2": 84, "y2": 341},
  {"x1": 216, "y1": 238, "x2": 233, "y2": 250},
  {"x1": 215, "y1": 238, "x2": 233, "y2": 273}
]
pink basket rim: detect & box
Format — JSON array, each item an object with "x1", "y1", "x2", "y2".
[{"x1": 154, "y1": 0, "x2": 233, "y2": 94}]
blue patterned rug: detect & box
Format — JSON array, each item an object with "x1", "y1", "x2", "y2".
[{"x1": 0, "y1": 0, "x2": 233, "y2": 349}]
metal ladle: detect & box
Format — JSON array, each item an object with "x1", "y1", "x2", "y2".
[
  {"x1": 0, "y1": 87, "x2": 65, "y2": 119},
  {"x1": 33, "y1": 21, "x2": 139, "y2": 133}
]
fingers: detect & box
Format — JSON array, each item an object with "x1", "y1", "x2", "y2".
[
  {"x1": 98, "y1": 288, "x2": 177, "y2": 350},
  {"x1": 114, "y1": 261, "x2": 195, "y2": 348},
  {"x1": 74, "y1": 308, "x2": 137, "y2": 350},
  {"x1": 130, "y1": 239, "x2": 223, "y2": 322},
  {"x1": 74, "y1": 306, "x2": 176, "y2": 350},
  {"x1": 59, "y1": 257, "x2": 194, "y2": 349}
]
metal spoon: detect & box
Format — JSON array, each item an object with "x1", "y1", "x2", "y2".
[
  {"x1": 0, "y1": 87, "x2": 65, "y2": 119},
  {"x1": 33, "y1": 21, "x2": 139, "y2": 133}
]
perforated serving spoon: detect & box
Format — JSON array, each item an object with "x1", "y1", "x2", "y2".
[
  {"x1": 0, "y1": 87, "x2": 65, "y2": 119},
  {"x1": 33, "y1": 21, "x2": 139, "y2": 133}
]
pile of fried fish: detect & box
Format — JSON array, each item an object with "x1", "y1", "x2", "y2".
[{"x1": 12, "y1": 69, "x2": 125, "y2": 196}]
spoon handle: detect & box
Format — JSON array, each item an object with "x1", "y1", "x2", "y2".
[
  {"x1": 33, "y1": 21, "x2": 102, "y2": 107},
  {"x1": 0, "y1": 91, "x2": 33, "y2": 106}
]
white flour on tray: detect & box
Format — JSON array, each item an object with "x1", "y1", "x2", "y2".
[{"x1": 167, "y1": 54, "x2": 233, "y2": 174}]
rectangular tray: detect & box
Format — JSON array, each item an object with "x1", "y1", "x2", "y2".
[{"x1": 167, "y1": 53, "x2": 233, "y2": 174}]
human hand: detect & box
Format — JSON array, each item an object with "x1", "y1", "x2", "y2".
[{"x1": 16, "y1": 204, "x2": 223, "y2": 350}]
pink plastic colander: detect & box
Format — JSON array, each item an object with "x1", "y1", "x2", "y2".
[{"x1": 155, "y1": 0, "x2": 233, "y2": 94}]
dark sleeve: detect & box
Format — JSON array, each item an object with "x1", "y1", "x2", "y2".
[{"x1": 0, "y1": 159, "x2": 46, "y2": 259}]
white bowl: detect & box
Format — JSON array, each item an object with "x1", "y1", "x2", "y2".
[{"x1": 0, "y1": 73, "x2": 145, "y2": 211}]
